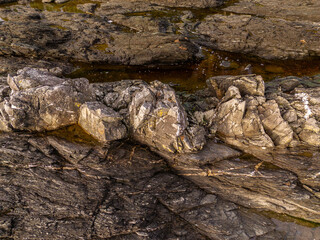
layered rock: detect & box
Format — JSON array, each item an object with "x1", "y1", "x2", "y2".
[
  {"x1": 78, "y1": 102, "x2": 127, "y2": 142},
  {"x1": 0, "y1": 132, "x2": 291, "y2": 240},
  {"x1": 0, "y1": 68, "x2": 94, "y2": 132},
  {"x1": 128, "y1": 80, "x2": 205, "y2": 153}
]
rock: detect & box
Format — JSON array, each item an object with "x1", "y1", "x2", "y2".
[
  {"x1": 299, "y1": 118, "x2": 320, "y2": 146},
  {"x1": 0, "y1": 68, "x2": 94, "y2": 132},
  {"x1": 195, "y1": 14, "x2": 320, "y2": 60},
  {"x1": 207, "y1": 74, "x2": 265, "y2": 99},
  {"x1": 129, "y1": 80, "x2": 206, "y2": 153},
  {"x1": 78, "y1": 102, "x2": 127, "y2": 142},
  {"x1": 0, "y1": 6, "x2": 201, "y2": 66},
  {"x1": 258, "y1": 100, "x2": 294, "y2": 146},
  {"x1": 0, "y1": 133, "x2": 287, "y2": 240},
  {"x1": 76, "y1": 3, "x2": 97, "y2": 14},
  {"x1": 224, "y1": 0, "x2": 320, "y2": 22},
  {"x1": 158, "y1": 141, "x2": 320, "y2": 224},
  {"x1": 214, "y1": 86, "x2": 274, "y2": 149},
  {"x1": 55, "y1": 0, "x2": 69, "y2": 3},
  {"x1": 265, "y1": 77, "x2": 320, "y2": 147}
]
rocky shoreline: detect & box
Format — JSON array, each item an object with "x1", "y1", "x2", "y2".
[
  {"x1": 0, "y1": 67, "x2": 320, "y2": 239},
  {"x1": 1, "y1": 0, "x2": 320, "y2": 239}
]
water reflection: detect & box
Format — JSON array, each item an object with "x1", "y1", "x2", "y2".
[{"x1": 67, "y1": 49, "x2": 320, "y2": 92}]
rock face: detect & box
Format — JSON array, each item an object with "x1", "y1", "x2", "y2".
[
  {"x1": 159, "y1": 141, "x2": 320, "y2": 224},
  {"x1": 0, "y1": 133, "x2": 289, "y2": 240},
  {"x1": 0, "y1": 6, "x2": 201, "y2": 66},
  {"x1": 129, "y1": 80, "x2": 205, "y2": 153},
  {"x1": 0, "y1": 68, "x2": 94, "y2": 132},
  {"x1": 78, "y1": 102, "x2": 127, "y2": 142},
  {"x1": 207, "y1": 74, "x2": 265, "y2": 99},
  {"x1": 195, "y1": 14, "x2": 320, "y2": 60}
]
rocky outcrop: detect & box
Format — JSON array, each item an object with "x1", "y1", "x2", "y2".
[
  {"x1": 128, "y1": 80, "x2": 205, "y2": 153},
  {"x1": 0, "y1": 68, "x2": 94, "y2": 132},
  {"x1": 158, "y1": 141, "x2": 320, "y2": 224},
  {"x1": 78, "y1": 102, "x2": 127, "y2": 142},
  {"x1": 0, "y1": 6, "x2": 201, "y2": 66},
  {"x1": 0, "y1": 69, "x2": 206, "y2": 153},
  {"x1": 0, "y1": 133, "x2": 290, "y2": 240},
  {"x1": 195, "y1": 14, "x2": 320, "y2": 60}
]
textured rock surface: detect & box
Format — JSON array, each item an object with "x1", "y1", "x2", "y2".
[
  {"x1": 129, "y1": 80, "x2": 206, "y2": 153},
  {"x1": 79, "y1": 102, "x2": 127, "y2": 142},
  {"x1": 207, "y1": 74, "x2": 265, "y2": 99},
  {"x1": 0, "y1": 68, "x2": 94, "y2": 132},
  {"x1": 0, "y1": 133, "x2": 289, "y2": 240},
  {"x1": 158, "y1": 141, "x2": 320, "y2": 224},
  {"x1": 195, "y1": 14, "x2": 320, "y2": 60}
]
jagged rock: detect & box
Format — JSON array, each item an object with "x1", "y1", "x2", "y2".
[
  {"x1": 78, "y1": 102, "x2": 127, "y2": 142},
  {"x1": 258, "y1": 100, "x2": 293, "y2": 146},
  {"x1": 214, "y1": 86, "x2": 274, "y2": 149},
  {"x1": 206, "y1": 74, "x2": 265, "y2": 99},
  {"x1": 265, "y1": 77, "x2": 320, "y2": 147},
  {"x1": 129, "y1": 80, "x2": 206, "y2": 153},
  {"x1": 0, "y1": 68, "x2": 94, "y2": 132},
  {"x1": 299, "y1": 118, "x2": 320, "y2": 146}
]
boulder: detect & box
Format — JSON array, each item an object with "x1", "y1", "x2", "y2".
[
  {"x1": 299, "y1": 118, "x2": 320, "y2": 146},
  {"x1": 206, "y1": 74, "x2": 265, "y2": 99},
  {"x1": 129, "y1": 80, "x2": 206, "y2": 153},
  {"x1": 78, "y1": 102, "x2": 127, "y2": 142},
  {"x1": 214, "y1": 86, "x2": 274, "y2": 149},
  {"x1": 0, "y1": 68, "x2": 94, "y2": 132},
  {"x1": 258, "y1": 100, "x2": 294, "y2": 146}
]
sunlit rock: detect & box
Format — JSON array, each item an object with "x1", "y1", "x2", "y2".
[{"x1": 79, "y1": 102, "x2": 127, "y2": 142}]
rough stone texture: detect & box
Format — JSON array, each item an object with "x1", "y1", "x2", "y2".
[
  {"x1": 299, "y1": 118, "x2": 320, "y2": 147},
  {"x1": 0, "y1": 6, "x2": 201, "y2": 66},
  {"x1": 0, "y1": 68, "x2": 94, "y2": 132},
  {"x1": 214, "y1": 86, "x2": 275, "y2": 148},
  {"x1": 224, "y1": 0, "x2": 320, "y2": 22},
  {"x1": 207, "y1": 74, "x2": 265, "y2": 99},
  {"x1": 195, "y1": 14, "x2": 320, "y2": 60},
  {"x1": 129, "y1": 80, "x2": 206, "y2": 153},
  {"x1": 258, "y1": 100, "x2": 294, "y2": 146},
  {"x1": 0, "y1": 133, "x2": 287, "y2": 240},
  {"x1": 158, "y1": 141, "x2": 320, "y2": 224},
  {"x1": 265, "y1": 76, "x2": 320, "y2": 147},
  {"x1": 78, "y1": 101, "x2": 127, "y2": 142}
]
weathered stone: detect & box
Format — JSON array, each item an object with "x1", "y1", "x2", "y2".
[
  {"x1": 76, "y1": 3, "x2": 97, "y2": 14},
  {"x1": 0, "y1": 133, "x2": 289, "y2": 240},
  {"x1": 158, "y1": 142, "x2": 320, "y2": 224},
  {"x1": 195, "y1": 14, "x2": 320, "y2": 60},
  {"x1": 0, "y1": 68, "x2": 94, "y2": 132},
  {"x1": 207, "y1": 74, "x2": 265, "y2": 99},
  {"x1": 299, "y1": 118, "x2": 320, "y2": 146},
  {"x1": 258, "y1": 100, "x2": 293, "y2": 146},
  {"x1": 215, "y1": 86, "x2": 274, "y2": 149},
  {"x1": 78, "y1": 102, "x2": 127, "y2": 142},
  {"x1": 129, "y1": 80, "x2": 206, "y2": 153}
]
